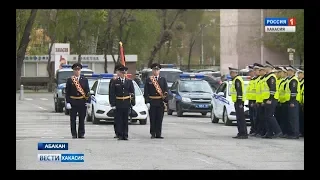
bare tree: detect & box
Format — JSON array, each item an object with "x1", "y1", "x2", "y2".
[
  {"x1": 103, "y1": 9, "x2": 115, "y2": 73},
  {"x1": 147, "y1": 9, "x2": 185, "y2": 67},
  {"x1": 16, "y1": 9, "x2": 38, "y2": 91}
]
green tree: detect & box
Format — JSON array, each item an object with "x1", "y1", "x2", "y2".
[{"x1": 16, "y1": 9, "x2": 38, "y2": 91}]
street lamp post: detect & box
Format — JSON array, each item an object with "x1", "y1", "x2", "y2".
[{"x1": 200, "y1": 24, "x2": 205, "y2": 65}]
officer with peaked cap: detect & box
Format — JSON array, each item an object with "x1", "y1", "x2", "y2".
[
  {"x1": 65, "y1": 63, "x2": 90, "y2": 139},
  {"x1": 277, "y1": 66, "x2": 290, "y2": 137},
  {"x1": 246, "y1": 63, "x2": 262, "y2": 136},
  {"x1": 297, "y1": 69, "x2": 304, "y2": 137},
  {"x1": 229, "y1": 67, "x2": 248, "y2": 139},
  {"x1": 109, "y1": 64, "x2": 122, "y2": 138},
  {"x1": 274, "y1": 67, "x2": 285, "y2": 126},
  {"x1": 284, "y1": 65, "x2": 301, "y2": 139},
  {"x1": 109, "y1": 65, "x2": 135, "y2": 140},
  {"x1": 261, "y1": 62, "x2": 282, "y2": 138},
  {"x1": 144, "y1": 63, "x2": 168, "y2": 139}
]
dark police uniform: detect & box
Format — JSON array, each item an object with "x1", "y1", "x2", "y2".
[
  {"x1": 262, "y1": 66, "x2": 282, "y2": 138},
  {"x1": 229, "y1": 67, "x2": 248, "y2": 139},
  {"x1": 65, "y1": 63, "x2": 90, "y2": 138},
  {"x1": 109, "y1": 66, "x2": 135, "y2": 140},
  {"x1": 109, "y1": 64, "x2": 122, "y2": 138},
  {"x1": 256, "y1": 73, "x2": 267, "y2": 137},
  {"x1": 286, "y1": 66, "x2": 300, "y2": 139},
  {"x1": 144, "y1": 63, "x2": 168, "y2": 139},
  {"x1": 299, "y1": 77, "x2": 304, "y2": 137}
]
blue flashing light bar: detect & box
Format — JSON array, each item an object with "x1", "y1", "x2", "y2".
[
  {"x1": 226, "y1": 75, "x2": 251, "y2": 81},
  {"x1": 61, "y1": 64, "x2": 89, "y2": 68},
  {"x1": 82, "y1": 73, "x2": 114, "y2": 79},
  {"x1": 160, "y1": 64, "x2": 175, "y2": 68},
  {"x1": 180, "y1": 74, "x2": 205, "y2": 79}
]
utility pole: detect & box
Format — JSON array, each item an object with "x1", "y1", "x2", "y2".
[
  {"x1": 200, "y1": 24, "x2": 205, "y2": 65},
  {"x1": 260, "y1": 9, "x2": 264, "y2": 65}
]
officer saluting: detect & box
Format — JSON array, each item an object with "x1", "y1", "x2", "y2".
[
  {"x1": 109, "y1": 64, "x2": 122, "y2": 138},
  {"x1": 109, "y1": 65, "x2": 135, "y2": 140},
  {"x1": 144, "y1": 63, "x2": 168, "y2": 139},
  {"x1": 65, "y1": 63, "x2": 90, "y2": 139},
  {"x1": 229, "y1": 67, "x2": 248, "y2": 139}
]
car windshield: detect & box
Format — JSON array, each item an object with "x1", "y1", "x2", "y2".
[
  {"x1": 147, "y1": 71, "x2": 182, "y2": 83},
  {"x1": 179, "y1": 81, "x2": 213, "y2": 93},
  {"x1": 88, "y1": 79, "x2": 96, "y2": 89},
  {"x1": 97, "y1": 81, "x2": 142, "y2": 95},
  {"x1": 228, "y1": 83, "x2": 248, "y2": 96},
  {"x1": 56, "y1": 71, "x2": 93, "y2": 84}
]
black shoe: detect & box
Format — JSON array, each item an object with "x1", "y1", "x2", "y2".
[
  {"x1": 238, "y1": 136, "x2": 248, "y2": 139},
  {"x1": 118, "y1": 137, "x2": 124, "y2": 140},
  {"x1": 114, "y1": 135, "x2": 118, "y2": 138},
  {"x1": 151, "y1": 135, "x2": 155, "y2": 139},
  {"x1": 262, "y1": 135, "x2": 273, "y2": 139},
  {"x1": 273, "y1": 132, "x2": 283, "y2": 138},
  {"x1": 156, "y1": 136, "x2": 164, "y2": 139},
  {"x1": 255, "y1": 134, "x2": 263, "y2": 138},
  {"x1": 72, "y1": 136, "x2": 77, "y2": 139},
  {"x1": 78, "y1": 136, "x2": 85, "y2": 139},
  {"x1": 280, "y1": 134, "x2": 287, "y2": 138},
  {"x1": 286, "y1": 136, "x2": 299, "y2": 139},
  {"x1": 123, "y1": 137, "x2": 128, "y2": 140}
]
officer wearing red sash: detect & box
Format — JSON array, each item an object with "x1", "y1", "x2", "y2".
[
  {"x1": 144, "y1": 63, "x2": 168, "y2": 139},
  {"x1": 109, "y1": 64, "x2": 122, "y2": 138},
  {"x1": 109, "y1": 65, "x2": 135, "y2": 140},
  {"x1": 65, "y1": 63, "x2": 90, "y2": 139}
]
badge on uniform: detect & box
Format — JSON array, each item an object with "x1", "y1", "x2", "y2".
[
  {"x1": 293, "y1": 82, "x2": 296, "y2": 87},
  {"x1": 271, "y1": 78, "x2": 274, "y2": 84}
]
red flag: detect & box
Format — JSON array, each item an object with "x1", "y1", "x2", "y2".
[{"x1": 119, "y1": 41, "x2": 126, "y2": 66}]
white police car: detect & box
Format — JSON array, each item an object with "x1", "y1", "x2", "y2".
[
  {"x1": 86, "y1": 74, "x2": 148, "y2": 125},
  {"x1": 210, "y1": 76, "x2": 251, "y2": 126}
]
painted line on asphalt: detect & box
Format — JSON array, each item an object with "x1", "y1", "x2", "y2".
[
  {"x1": 165, "y1": 123, "x2": 177, "y2": 125},
  {"x1": 19, "y1": 101, "x2": 48, "y2": 111},
  {"x1": 40, "y1": 98, "x2": 48, "y2": 101},
  {"x1": 24, "y1": 98, "x2": 33, "y2": 101},
  {"x1": 193, "y1": 157, "x2": 214, "y2": 165}
]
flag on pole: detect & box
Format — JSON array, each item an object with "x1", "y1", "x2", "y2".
[{"x1": 119, "y1": 41, "x2": 126, "y2": 66}]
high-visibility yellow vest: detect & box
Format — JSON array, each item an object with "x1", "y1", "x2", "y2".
[
  {"x1": 284, "y1": 76, "x2": 301, "y2": 102},
  {"x1": 301, "y1": 84, "x2": 304, "y2": 104},
  {"x1": 278, "y1": 78, "x2": 288, "y2": 103},
  {"x1": 255, "y1": 76, "x2": 264, "y2": 103},
  {"x1": 261, "y1": 73, "x2": 279, "y2": 100},
  {"x1": 230, "y1": 76, "x2": 245, "y2": 102},
  {"x1": 276, "y1": 78, "x2": 281, "y2": 91},
  {"x1": 298, "y1": 79, "x2": 304, "y2": 103},
  {"x1": 246, "y1": 77, "x2": 257, "y2": 100}
]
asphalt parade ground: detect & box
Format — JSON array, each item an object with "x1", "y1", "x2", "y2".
[{"x1": 16, "y1": 93, "x2": 304, "y2": 170}]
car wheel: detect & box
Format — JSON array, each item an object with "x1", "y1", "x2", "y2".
[
  {"x1": 211, "y1": 110, "x2": 219, "y2": 123},
  {"x1": 91, "y1": 108, "x2": 99, "y2": 124},
  {"x1": 176, "y1": 103, "x2": 183, "y2": 117},
  {"x1": 167, "y1": 104, "x2": 173, "y2": 115},
  {"x1": 64, "y1": 109, "x2": 70, "y2": 115},
  {"x1": 201, "y1": 112, "x2": 207, "y2": 116},
  {"x1": 222, "y1": 107, "x2": 232, "y2": 126},
  {"x1": 54, "y1": 101, "x2": 58, "y2": 112},
  {"x1": 139, "y1": 119, "x2": 147, "y2": 125},
  {"x1": 86, "y1": 112, "x2": 92, "y2": 122}
]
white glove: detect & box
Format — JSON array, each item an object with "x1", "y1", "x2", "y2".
[
  {"x1": 85, "y1": 103, "x2": 90, "y2": 107},
  {"x1": 66, "y1": 103, "x2": 72, "y2": 109},
  {"x1": 111, "y1": 106, "x2": 116, "y2": 110},
  {"x1": 146, "y1": 103, "x2": 150, "y2": 110}
]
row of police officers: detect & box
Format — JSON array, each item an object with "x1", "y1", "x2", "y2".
[{"x1": 229, "y1": 62, "x2": 304, "y2": 139}]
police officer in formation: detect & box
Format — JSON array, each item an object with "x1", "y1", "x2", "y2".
[
  {"x1": 65, "y1": 63, "x2": 90, "y2": 139},
  {"x1": 261, "y1": 62, "x2": 282, "y2": 138},
  {"x1": 246, "y1": 65, "x2": 258, "y2": 135},
  {"x1": 297, "y1": 69, "x2": 304, "y2": 137},
  {"x1": 109, "y1": 64, "x2": 122, "y2": 138},
  {"x1": 255, "y1": 63, "x2": 267, "y2": 137},
  {"x1": 229, "y1": 67, "x2": 248, "y2": 139},
  {"x1": 144, "y1": 63, "x2": 168, "y2": 139},
  {"x1": 109, "y1": 65, "x2": 135, "y2": 140}
]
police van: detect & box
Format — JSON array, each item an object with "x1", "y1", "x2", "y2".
[
  {"x1": 53, "y1": 64, "x2": 93, "y2": 113},
  {"x1": 141, "y1": 64, "x2": 183, "y2": 89},
  {"x1": 210, "y1": 76, "x2": 250, "y2": 126},
  {"x1": 86, "y1": 73, "x2": 148, "y2": 125},
  {"x1": 167, "y1": 74, "x2": 213, "y2": 117}
]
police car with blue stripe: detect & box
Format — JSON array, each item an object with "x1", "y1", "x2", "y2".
[
  {"x1": 210, "y1": 75, "x2": 250, "y2": 126},
  {"x1": 54, "y1": 64, "x2": 93, "y2": 113},
  {"x1": 86, "y1": 73, "x2": 148, "y2": 125},
  {"x1": 167, "y1": 74, "x2": 213, "y2": 117}
]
